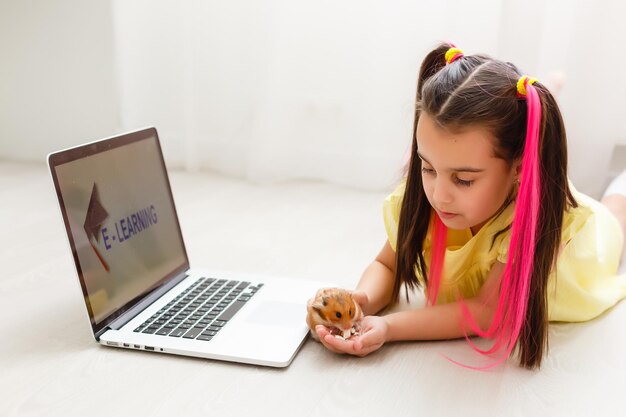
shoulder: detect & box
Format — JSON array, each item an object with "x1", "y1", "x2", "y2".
[
  {"x1": 561, "y1": 183, "x2": 597, "y2": 241},
  {"x1": 495, "y1": 182, "x2": 600, "y2": 261},
  {"x1": 561, "y1": 182, "x2": 621, "y2": 245},
  {"x1": 383, "y1": 178, "x2": 407, "y2": 221},
  {"x1": 382, "y1": 178, "x2": 407, "y2": 251},
  {"x1": 384, "y1": 178, "x2": 406, "y2": 205}
]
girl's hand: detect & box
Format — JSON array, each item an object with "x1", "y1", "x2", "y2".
[
  {"x1": 348, "y1": 289, "x2": 369, "y2": 315},
  {"x1": 315, "y1": 315, "x2": 389, "y2": 357}
]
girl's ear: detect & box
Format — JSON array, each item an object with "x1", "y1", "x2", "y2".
[{"x1": 513, "y1": 159, "x2": 523, "y2": 182}]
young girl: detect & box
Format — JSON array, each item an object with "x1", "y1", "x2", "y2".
[{"x1": 312, "y1": 43, "x2": 626, "y2": 369}]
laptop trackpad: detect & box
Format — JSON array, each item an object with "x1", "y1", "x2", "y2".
[{"x1": 245, "y1": 301, "x2": 305, "y2": 328}]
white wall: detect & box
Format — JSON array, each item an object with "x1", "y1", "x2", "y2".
[
  {"x1": 0, "y1": 0, "x2": 121, "y2": 160},
  {"x1": 111, "y1": 0, "x2": 504, "y2": 190},
  {"x1": 1, "y1": 0, "x2": 624, "y2": 196},
  {"x1": 498, "y1": 0, "x2": 626, "y2": 197}
]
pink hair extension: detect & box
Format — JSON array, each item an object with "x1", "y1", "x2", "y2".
[
  {"x1": 456, "y1": 80, "x2": 543, "y2": 368},
  {"x1": 427, "y1": 213, "x2": 448, "y2": 306}
]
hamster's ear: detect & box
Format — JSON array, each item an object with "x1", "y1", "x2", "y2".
[
  {"x1": 321, "y1": 296, "x2": 329, "y2": 306},
  {"x1": 312, "y1": 303, "x2": 327, "y2": 320}
]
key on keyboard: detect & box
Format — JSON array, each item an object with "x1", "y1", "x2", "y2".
[{"x1": 133, "y1": 277, "x2": 262, "y2": 342}]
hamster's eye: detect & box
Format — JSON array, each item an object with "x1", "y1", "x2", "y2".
[
  {"x1": 335, "y1": 312, "x2": 342, "y2": 319},
  {"x1": 349, "y1": 309, "x2": 353, "y2": 317}
]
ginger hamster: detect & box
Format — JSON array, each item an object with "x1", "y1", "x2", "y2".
[{"x1": 306, "y1": 288, "x2": 363, "y2": 341}]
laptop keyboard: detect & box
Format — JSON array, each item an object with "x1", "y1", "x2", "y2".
[{"x1": 133, "y1": 277, "x2": 262, "y2": 341}]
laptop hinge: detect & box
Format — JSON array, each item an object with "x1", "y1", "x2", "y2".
[{"x1": 100, "y1": 270, "x2": 190, "y2": 335}]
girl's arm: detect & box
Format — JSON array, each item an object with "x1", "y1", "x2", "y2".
[
  {"x1": 384, "y1": 262, "x2": 504, "y2": 341},
  {"x1": 317, "y1": 247, "x2": 504, "y2": 355},
  {"x1": 354, "y1": 240, "x2": 397, "y2": 316},
  {"x1": 384, "y1": 260, "x2": 504, "y2": 341}
]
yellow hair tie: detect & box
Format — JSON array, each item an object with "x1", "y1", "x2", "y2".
[
  {"x1": 516, "y1": 75, "x2": 538, "y2": 96},
  {"x1": 445, "y1": 47, "x2": 464, "y2": 64}
]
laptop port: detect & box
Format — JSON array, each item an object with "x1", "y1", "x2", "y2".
[
  {"x1": 106, "y1": 341, "x2": 118, "y2": 346},
  {"x1": 145, "y1": 346, "x2": 155, "y2": 351},
  {"x1": 123, "y1": 343, "x2": 130, "y2": 347},
  {"x1": 134, "y1": 344, "x2": 140, "y2": 349}
]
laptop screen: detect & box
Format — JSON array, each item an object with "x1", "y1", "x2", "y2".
[{"x1": 49, "y1": 128, "x2": 189, "y2": 336}]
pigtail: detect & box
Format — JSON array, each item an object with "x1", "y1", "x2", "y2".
[
  {"x1": 393, "y1": 44, "x2": 450, "y2": 303},
  {"x1": 516, "y1": 81, "x2": 577, "y2": 367},
  {"x1": 460, "y1": 79, "x2": 576, "y2": 369},
  {"x1": 416, "y1": 45, "x2": 449, "y2": 96},
  {"x1": 467, "y1": 78, "x2": 543, "y2": 367}
]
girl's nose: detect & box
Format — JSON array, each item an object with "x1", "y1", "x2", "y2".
[{"x1": 433, "y1": 180, "x2": 453, "y2": 205}]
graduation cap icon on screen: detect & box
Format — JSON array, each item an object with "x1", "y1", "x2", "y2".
[{"x1": 83, "y1": 183, "x2": 110, "y2": 272}]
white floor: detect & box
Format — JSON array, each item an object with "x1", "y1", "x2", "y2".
[{"x1": 1, "y1": 161, "x2": 625, "y2": 417}]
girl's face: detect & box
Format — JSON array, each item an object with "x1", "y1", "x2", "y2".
[{"x1": 416, "y1": 112, "x2": 519, "y2": 235}]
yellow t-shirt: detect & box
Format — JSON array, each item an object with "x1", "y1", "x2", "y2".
[{"x1": 383, "y1": 180, "x2": 626, "y2": 322}]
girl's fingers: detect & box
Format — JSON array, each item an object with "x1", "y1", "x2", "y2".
[
  {"x1": 317, "y1": 325, "x2": 360, "y2": 353},
  {"x1": 351, "y1": 317, "x2": 386, "y2": 354},
  {"x1": 350, "y1": 289, "x2": 366, "y2": 303},
  {"x1": 349, "y1": 290, "x2": 369, "y2": 314},
  {"x1": 323, "y1": 334, "x2": 357, "y2": 353},
  {"x1": 317, "y1": 328, "x2": 382, "y2": 357},
  {"x1": 316, "y1": 326, "x2": 344, "y2": 354}
]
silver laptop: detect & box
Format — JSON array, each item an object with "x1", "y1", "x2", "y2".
[{"x1": 48, "y1": 127, "x2": 328, "y2": 367}]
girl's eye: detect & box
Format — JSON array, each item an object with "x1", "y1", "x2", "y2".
[
  {"x1": 454, "y1": 177, "x2": 474, "y2": 187},
  {"x1": 422, "y1": 166, "x2": 473, "y2": 186}
]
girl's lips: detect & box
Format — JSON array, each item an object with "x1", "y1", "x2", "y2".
[{"x1": 438, "y1": 210, "x2": 458, "y2": 219}]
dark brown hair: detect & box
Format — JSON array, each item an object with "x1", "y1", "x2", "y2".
[{"x1": 393, "y1": 43, "x2": 577, "y2": 369}]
